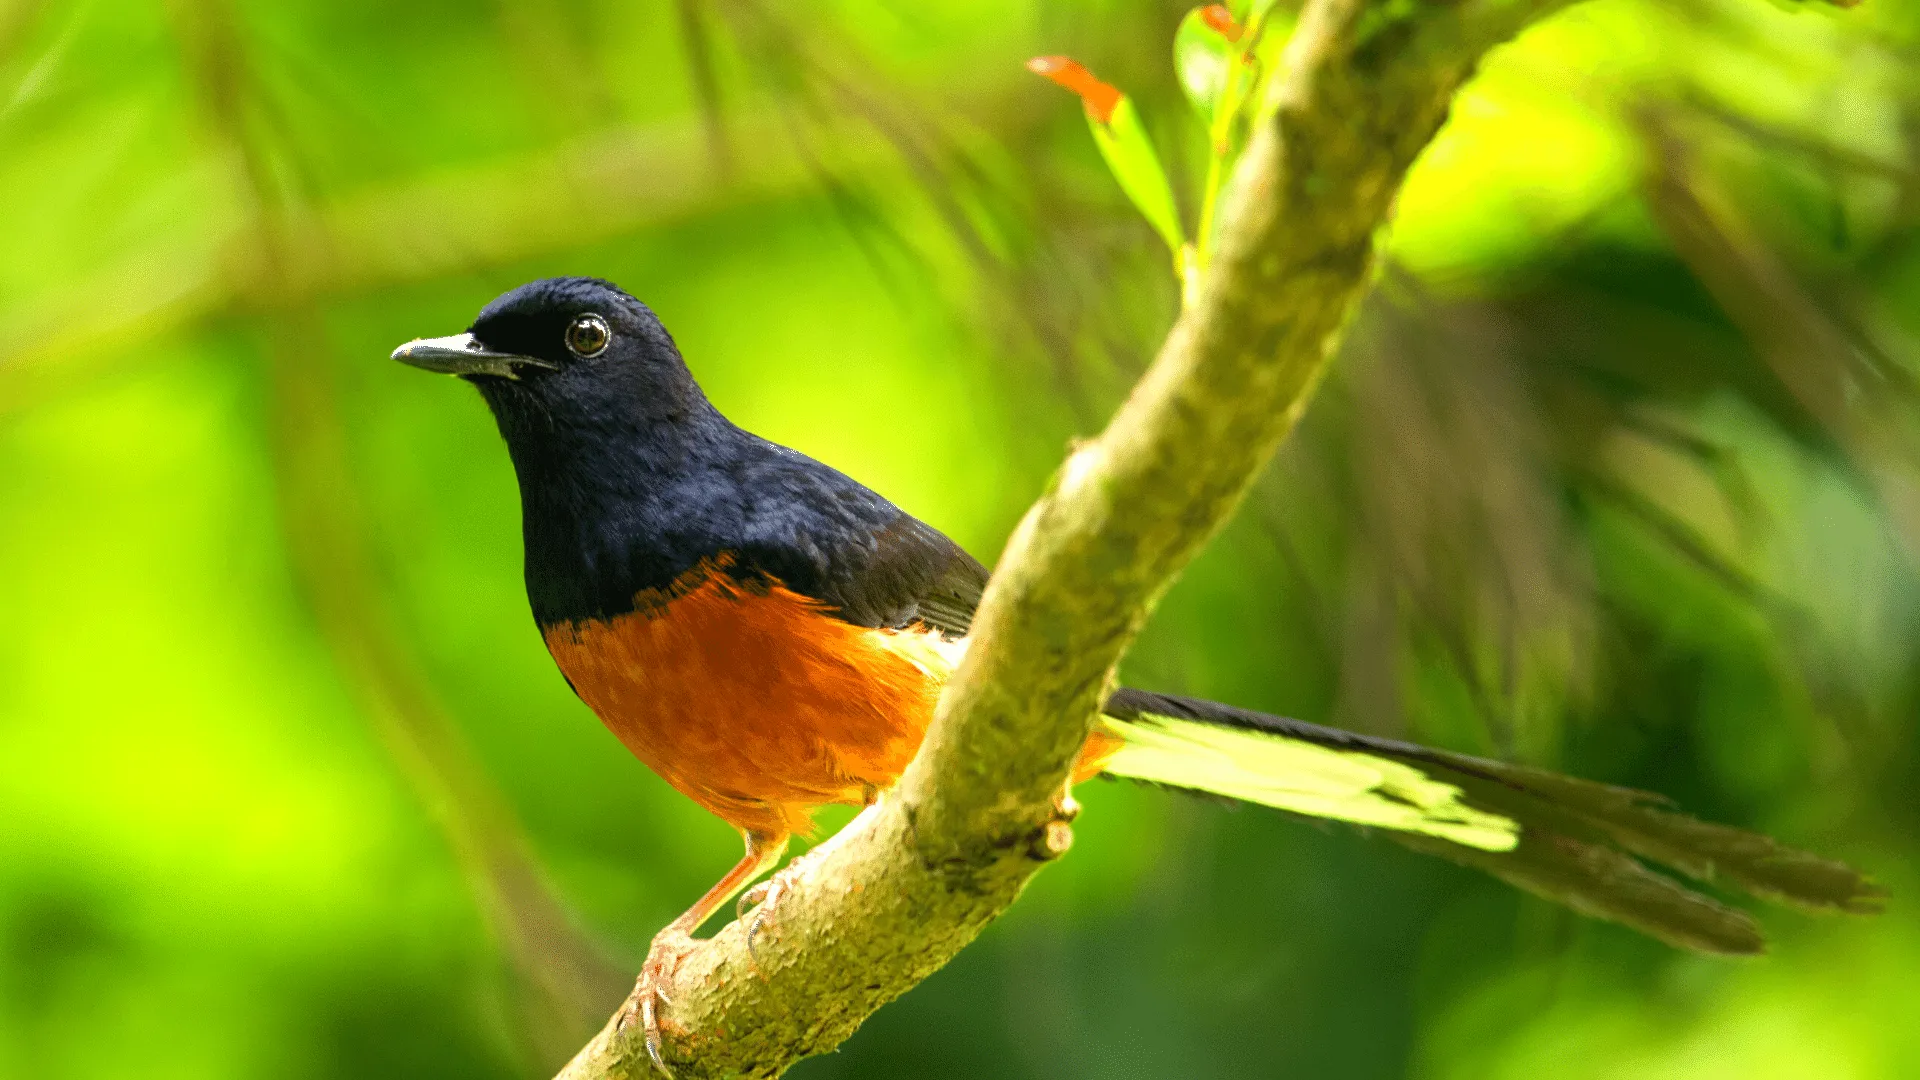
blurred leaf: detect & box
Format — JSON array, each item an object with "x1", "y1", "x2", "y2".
[
  {"x1": 1175, "y1": 6, "x2": 1240, "y2": 120},
  {"x1": 1092, "y1": 96, "x2": 1186, "y2": 256},
  {"x1": 1030, "y1": 55, "x2": 1185, "y2": 256}
]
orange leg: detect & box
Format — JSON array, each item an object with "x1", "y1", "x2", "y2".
[{"x1": 622, "y1": 828, "x2": 789, "y2": 1077}]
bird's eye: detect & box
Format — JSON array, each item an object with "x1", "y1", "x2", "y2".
[{"x1": 565, "y1": 314, "x2": 611, "y2": 358}]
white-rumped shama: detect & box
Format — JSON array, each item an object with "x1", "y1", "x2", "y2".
[{"x1": 395, "y1": 277, "x2": 1882, "y2": 1072}]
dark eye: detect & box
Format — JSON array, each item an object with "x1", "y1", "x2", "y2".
[{"x1": 565, "y1": 314, "x2": 611, "y2": 357}]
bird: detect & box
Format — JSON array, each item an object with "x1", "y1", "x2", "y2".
[{"x1": 394, "y1": 276, "x2": 1882, "y2": 1073}]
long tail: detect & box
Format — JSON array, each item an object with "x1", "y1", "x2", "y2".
[{"x1": 1099, "y1": 688, "x2": 1884, "y2": 953}]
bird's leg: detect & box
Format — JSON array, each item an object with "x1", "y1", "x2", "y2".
[
  {"x1": 618, "y1": 828, "x2": 788, "y2": 1078},
  {"x1": 736, "y1": 795, "x2": 882, "y2": 969}
]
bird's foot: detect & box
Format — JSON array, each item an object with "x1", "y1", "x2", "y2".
[
  {"x1": 736, "y1": 870, "x2": 793, "y2": 972},
  {"x1": 616, "y1": 927, "x2": 699, "y2": 1078}
]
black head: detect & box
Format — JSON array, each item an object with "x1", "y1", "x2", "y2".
[
  {"x1": 393, "y1": 275, "x2": 965, "y2": 628},
  {"x1": 393, "y1": 277, "x2": 716, "y2": 452},
  {"x1": 396, "y1": 277, "x2": 749, "y2": 621}
]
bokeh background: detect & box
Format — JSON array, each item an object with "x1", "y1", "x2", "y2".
[{"x1": 3, "y1": 0, "x2": 1917, "y2": 1077}]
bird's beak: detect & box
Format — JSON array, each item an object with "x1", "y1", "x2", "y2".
[{"x1": 390, "y1": 333, "x2": 557, "y2": 380}]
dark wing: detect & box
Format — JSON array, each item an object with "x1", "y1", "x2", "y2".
[
  {"x1": 727, "y1": 440, "x2": 988, "y2": 637},
  {"x1": 823, "y1": 514, "x2": 987, "y2": 637}
]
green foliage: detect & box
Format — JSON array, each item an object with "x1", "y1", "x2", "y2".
[
  {"x1": 1, "y1": 0, "x2": 1916, "y2": 1078},
  {"x1": 1174, "y1": 7, "x2": 1238, "y2": 118},
  {"x1": 1089, "y1": 95, "x2": 1187, "y2": 257},
  {"x1": 1035, "y1": 4, "x2": 1300, "y2": 305}
]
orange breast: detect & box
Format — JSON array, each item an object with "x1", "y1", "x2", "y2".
[
  {"x1": 542, "y1": 561, "x2": 1127, "y2": 836},
  {"x1": 543, "y1": 567, "x2": 945, "y2": 835}
]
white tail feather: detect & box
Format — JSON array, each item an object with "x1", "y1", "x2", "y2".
[{"x1": 1098, "y1": 713, "x2": 1520, "y2": 852}]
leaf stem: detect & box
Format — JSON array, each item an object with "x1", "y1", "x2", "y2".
[{"x1": 1192, "y1": 9, "x2": 1271, "y2": 298}]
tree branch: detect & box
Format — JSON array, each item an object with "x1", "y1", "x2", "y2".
[{"x1": 560, "y1": 0, "x2": 1576, "y2": 1076}]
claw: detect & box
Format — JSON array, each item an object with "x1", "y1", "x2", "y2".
[
  {"x1": 624, "y1": 929, "x2": 697, "y2": 1079},
  {"x1": 735, "y1": 880, "x2": 771, "y2": 922},
  {"x1": 747, "y1": 909, "x2": 769, "y2": 969},
  {"x1": 642, "y1": 993, "x2": 668, "y2": 1078},
  {"x1": 743, "y1": 875, "x2": 790, "y2": 971},
  {"x1": 617, "y1": 830, "x2": 789, "y2": 1074}
]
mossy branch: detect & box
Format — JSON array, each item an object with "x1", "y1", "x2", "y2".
[{"x1": 558, "y1": 0, "x2": 1575, "y2": 1076}]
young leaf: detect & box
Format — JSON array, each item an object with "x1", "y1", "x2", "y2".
[
  {"x1": 1091, "y1": 97, "x2": 1186, "y2": 255},
  {"x1": 1026, "y1": 55, "x2": 1121, "y2": 124},
  {"x1": 1029, "y1": 56, "x2": 1186, "y2": 256},
  {"x1": 1174, "y1": 6, "x2": 1240, "y2": 120}
]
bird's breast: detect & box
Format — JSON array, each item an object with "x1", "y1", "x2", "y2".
[{"x1": 539, "y1": 558, "x2": 963, "y2": 835}]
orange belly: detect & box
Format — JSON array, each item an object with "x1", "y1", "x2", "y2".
[{"x1": 542, "y1": 562, "x2": 1123, "y2": 835}]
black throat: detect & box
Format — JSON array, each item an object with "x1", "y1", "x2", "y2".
[{"x1": 477, "y1": 374, "x2": 749, "y2": 628}]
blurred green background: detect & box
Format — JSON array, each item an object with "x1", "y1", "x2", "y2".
[{"x1": 2, "y1": 0, "x2": 1916, "y2": 1077}]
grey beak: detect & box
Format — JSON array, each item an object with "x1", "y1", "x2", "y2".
[{"x1": 391, "y1": 333, "x2": 557, "y2": 379}]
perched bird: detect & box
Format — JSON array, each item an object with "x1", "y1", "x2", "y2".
[{"x1": 396, "y1": 277, "x2": 1881, "y2": 1072}]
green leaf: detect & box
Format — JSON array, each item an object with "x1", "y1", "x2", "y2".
[
  {"x1": 1089, "y1": 95, "x2": 1186, "y2": 256},
  {"x1": 1174, "y1": 7, "x2": 1237, "y2": 120},
  {"x1": 1029, "y1": 55, "x2": 1185, "y2": 259}
]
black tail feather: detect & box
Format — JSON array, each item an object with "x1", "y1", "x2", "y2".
[{"x1": 1389, "y1": 830, "x2": 1767, "y2": 953}]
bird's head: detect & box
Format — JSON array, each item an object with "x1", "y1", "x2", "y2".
[{"x1": 392, "y1": 277, "x2": 712, "y2": 450}]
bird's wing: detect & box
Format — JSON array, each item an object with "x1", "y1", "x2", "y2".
[{"x1": 728, "y1": 445, "x2": 988, "y2": 637}]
